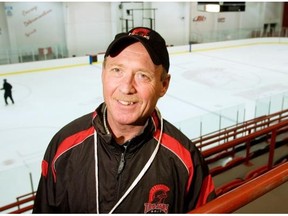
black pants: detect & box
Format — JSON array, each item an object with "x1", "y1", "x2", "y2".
[{"x1": 4, "y1": 92, "x2": 14, "y2": 105}]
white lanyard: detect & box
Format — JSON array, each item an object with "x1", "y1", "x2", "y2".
[{"x1": 94, "y1": 108, "x2": 163, "y2": 213}]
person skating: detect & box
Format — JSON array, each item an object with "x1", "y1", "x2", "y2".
[{"x1": 1, "y1": 79, "x2": 14, "y2": 105}]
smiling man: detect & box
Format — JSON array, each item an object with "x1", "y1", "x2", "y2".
[
  {"x1": 102, "y1": 41, "x2": 169, "y2": 144},
  {"x1": 33, "y1": 27, "x2": 215, "y2": 213}
]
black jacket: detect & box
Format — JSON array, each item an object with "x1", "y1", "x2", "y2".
[
  {"x1": 33, "y1": 103, "x2": 215, "y2": 213},
  {"x1": 2, "y1": 82, "x2": 12, "y2": 95}
]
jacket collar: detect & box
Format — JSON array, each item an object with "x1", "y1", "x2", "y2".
[{"x1": 92, "y1": 103, "x2": 161, "y2": 152}]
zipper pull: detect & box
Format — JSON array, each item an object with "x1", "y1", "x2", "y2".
[{"x1": 117, "y1": 145, "x2": 127, "y2": 175}]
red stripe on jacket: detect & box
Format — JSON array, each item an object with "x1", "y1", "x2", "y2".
[
  {"x1": 195, "y1": 174, "x2": 215, "y2": 208},
  {"x1": 154, "y1": 129, "x2": 194, "y2": 193},
  {"x1": 51, "y1": 126, "x2": 94, "y2": 182}
]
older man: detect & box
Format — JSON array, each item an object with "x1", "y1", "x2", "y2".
[{"x1": 33, "y1": 27, "x2": 215, "y2": 213}]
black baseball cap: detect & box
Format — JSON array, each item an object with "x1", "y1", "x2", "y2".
[{"x1": 104, "y1": 27, "x2": 170, "y2": 72}]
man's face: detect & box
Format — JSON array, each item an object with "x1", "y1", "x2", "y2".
[{"x1": 102, "y1": 42, "x2": 170, "y2": 127}]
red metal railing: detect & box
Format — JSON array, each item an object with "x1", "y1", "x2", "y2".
[
  {"x1": 193, "y1": 109, "x2": 288, "y2": 151},
  {"x1": 190, "y1": 161, "x2": 288, "y2": 213},
  {"x1": 199, "y1": 109, "x2": 288, "y2": 177},
  {"x1": 0, "y1": 192, "x2": 35, "y2": 214}
]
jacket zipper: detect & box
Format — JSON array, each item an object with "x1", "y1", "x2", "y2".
[
  {"x1": 117, "y1": 145, "x2": 127, "y2": 176},
  {"x1": 116, "y1": 144, "x2": 128, "y2": 200}
]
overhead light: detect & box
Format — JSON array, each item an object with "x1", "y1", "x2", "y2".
[{"x1": 205, "y1": 4, "x2": 220, "y2": 12}]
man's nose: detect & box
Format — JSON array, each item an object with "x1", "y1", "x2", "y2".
[{"x1": 119, "y1": 73, "x2": 136, "y2": 94}]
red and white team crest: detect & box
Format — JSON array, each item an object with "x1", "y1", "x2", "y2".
[
  {"x1": 129, "y1": 28, "x2": 151, "y2": 40},
  {"x1": 144, "y1": 184, "x2": 170, "y2": 213}
]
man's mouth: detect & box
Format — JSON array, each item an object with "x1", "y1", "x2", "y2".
[{"x1": 118, "y1": 100, "x2": 135, "y2": 106}]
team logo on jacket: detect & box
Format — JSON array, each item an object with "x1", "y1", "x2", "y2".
[{"x1": 144, "y1": 184, "x2": 170, "y2": 213}]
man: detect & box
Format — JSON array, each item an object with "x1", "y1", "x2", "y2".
[
  {"x1": 33, "y1": 27, "x2": 215, "y2": 213},
  {"x1": 1, "y1": 79, "x2": 14, "y2": 105}
]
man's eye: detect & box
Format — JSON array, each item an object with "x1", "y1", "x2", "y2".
[
  {"x1": 136, "y1": 72, "x2": 151, "y2": 82},
  {"x1": 110, "y1": 68, "x2": 123, "y2": 76},
  {"x1": 111, "y1": 68, "x2": 120, "y2": 73}
]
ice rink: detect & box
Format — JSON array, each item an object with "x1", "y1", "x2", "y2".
[{"x1": 1, "y1": 38, "x2": 288, "y2": 207}]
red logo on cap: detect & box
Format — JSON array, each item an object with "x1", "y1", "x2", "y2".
[{"x1": 129, "y1": 28, "x2": 150, "y2": 40}]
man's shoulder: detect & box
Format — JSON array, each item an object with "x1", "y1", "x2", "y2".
[
  {"x1": 60, "y1": 112, "x2": 94, "y2": 132},
  {"x1": 52, "y1": 112, "x2": 94, "y2": 141},
  {"x1": 163, "y1": 119, "x2": 190, "y2": 141}
]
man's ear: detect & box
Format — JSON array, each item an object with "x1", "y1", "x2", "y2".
[{"x1": 160, "y1": 74, "x2": 171, "y2": 97}]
